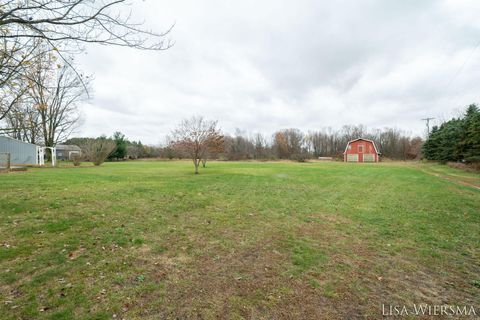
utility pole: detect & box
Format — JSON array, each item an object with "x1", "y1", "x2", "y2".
[{"x1": 421, "y1": 117, "x2": 435, "y2": 135}]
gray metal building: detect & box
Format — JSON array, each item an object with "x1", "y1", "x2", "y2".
[
  {"x1": 56, "y1": 144, "x2": 81, "y2": 161},
  {"x1": 0, "y1": 136, "x2": 39, "y2": 165}
]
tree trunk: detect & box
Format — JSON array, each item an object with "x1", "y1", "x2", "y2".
[{"x1": 193, "y1": 158, "x2": 200, "y2": 174}]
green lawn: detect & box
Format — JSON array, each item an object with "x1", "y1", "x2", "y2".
[{"x1": 0, "y1": 161, "x2": 479, "y2": 319}]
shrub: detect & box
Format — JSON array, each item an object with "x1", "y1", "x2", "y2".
[
  {"x1": 447, "y1": 161, "x2": 480, "y2": 172},
  {"x1": 71, "y1": 153, "x2": 81, "y2": 167},
  {"x1": 79, "y1": 137, "x2": 116, "y2": 166},
  {"x1": 291, "y1": 153, "x2": 308, "y2": 162}
]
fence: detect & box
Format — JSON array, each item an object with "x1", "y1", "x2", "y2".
[{"x1": 0, "y1": 152, "x2": 11, "y2": 170}]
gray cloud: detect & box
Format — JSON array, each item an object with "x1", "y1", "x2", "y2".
[{"x1": 76, "y1": 0, "x2": 480, "y2": 144}]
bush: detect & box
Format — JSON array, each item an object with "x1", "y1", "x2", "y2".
[
  {"x1": 447, "y1": 161, "x2": 480, "y2": 172},
  {"x1": 291, "y1": 153, "x2": 308, "y2": 162},
  {"x1": 71, "y1": 153, "x2": 81, "y2": 167},
  {"x1": 79, "y1": 137, "x2": 116, "y2": 166}
]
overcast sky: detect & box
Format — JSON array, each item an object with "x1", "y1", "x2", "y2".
[{"x1": 76, "y1": 0, "x2": 480, "y2": 144}]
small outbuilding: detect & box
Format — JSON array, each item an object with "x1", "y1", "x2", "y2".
[
  {"x1": 55, "y1": 144, "x2": 81, "y2": 161},
  {"x1": 343, "y1": 138, "x2": 380, "y2": 162}
]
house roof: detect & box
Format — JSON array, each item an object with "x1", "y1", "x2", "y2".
[
  {"x1": 343, "y1": 138, "x2": 380, "y2": 154},
  {"x1": 55, "y1": 144, "x2": 81, "y2": 151}
]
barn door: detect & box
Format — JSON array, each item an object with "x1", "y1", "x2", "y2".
[
  {"x1": 363, "y1": 154, "x2": 375, "y2": 162},
  {"x1": 347, "y1": 154, "x2": 358, "y2": 162}
]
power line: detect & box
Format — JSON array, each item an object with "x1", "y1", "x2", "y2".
[{"x1": 444, "y1": 39, "x2": 480, "y2": 93}]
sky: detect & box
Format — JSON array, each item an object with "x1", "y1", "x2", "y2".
[{"x1": 76, "y1": 0, "x2": 480, "y2": 145}]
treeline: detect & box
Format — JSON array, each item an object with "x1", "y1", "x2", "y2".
[
  {"x1": 66, "y1": 126, "x2": 422, "y2": 162},
  {"x1": 423, "y1": 104, "x2": 480, "y2": 166},
  {"x1": 221, "y1": 126, "x2": 422, "y2": 161},
  {"x1": 65, "y1": 133, "x2": 162, "y2": 161}
]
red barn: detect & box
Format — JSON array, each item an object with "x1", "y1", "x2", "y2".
[{"x1": 343, "y1": 138, "x2": 380, "y2": 162}]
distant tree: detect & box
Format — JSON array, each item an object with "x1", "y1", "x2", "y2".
[
  {"x1": 109, "y1": 131, "x2": 127, "y2": 160},
  {"x1": 171, "y1": 117, "x2": 223, "y2": 174},
  {"x1": 161, "y1": 135, "x2": 176, "y2": 159},
  {"x1": 161, "y1": 145, "x2": 176, "y2": 159},
  {"x1": 224, "y1": 129, "x2": 254, "y2": 160},
  {"x1": 406, "y1": 137, "x2": 423, "y2": 160},
  {"x1": 273, "y1": 128, "x2": 305, "y2": 160},
  {"x1": 253, "y1": 133, "x2": 269, "y2": 160},
  {"x1": 126, "y1": 141, "x2": 144, "y2": 159},
  {"x1": 377, "y1": 128, "x2": 402, "y2": 159},
  {"x1": 341, "y1": 125, "x2": 367, "y2": 143},
  {"x1": 79, "y1": 137, "x2": 116, "y2": 166}
]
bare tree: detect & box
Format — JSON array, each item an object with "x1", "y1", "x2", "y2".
[
  {"x1": 273, "y1": 128, "x2": 305, "y2": 160},
  {"x1": 0, "y1": 0, "x2": 173, "y2": 119},
  {"x1": 171, "y1": 117, "x2": 223, "y2": 174},
  {"x1": 79, "y1": 137, "x2": 116, "y2": 166},
  {"x1": 224, "y1": 129, "x2": 254, "y2": 160},
  {"x1": 27, "y1": 51, "x2": 88, "y2": 155},
  {"x1": 253, "y1": 133, "x2": 269, "y2": 160},
  {"x1": 4, "y1": 102, "x2": 42, "y2": 143}
]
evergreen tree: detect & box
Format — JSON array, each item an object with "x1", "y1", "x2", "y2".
[
  {"x1": 463, "y1": 105, "x2": 480, "y2": 163},
  {"x1": 436, "y1": 119, "x2": 463, "y2": 162},
  {"x1": 422, "y1": 126, "x2": 440, "y2": 160},
  {"x1": 422, "y1": 104, "x2": 480, "y2": 165},
  {"x1": 109, "y1": 131, "x2": 127, "y2": 160}
]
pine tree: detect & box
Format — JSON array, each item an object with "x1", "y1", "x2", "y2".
[
  {"x1": 463, "y1": 105, "x2": 480, "y2": 164},
  {"x1": 436, "y1": 119, "x2": 462, "y2": 162},
  {"x1": 109, "y1": 132, "x2": 127, "y2": 160},
  {"x1": 422, "y1": 126, "x2": 440, "y2": 160},
  {"x1": 423, "y1": 104, "x2": 480, "y2": 165}
]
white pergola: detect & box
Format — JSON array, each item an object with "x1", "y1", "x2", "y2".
[{"x1": 37, "y1": 147, "x2": 56, "y2": 166}]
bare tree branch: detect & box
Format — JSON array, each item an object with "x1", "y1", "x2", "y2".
[
  {"x1": 0, "y1": 0, "x2": 173, "y2": 120},
  {"x1": 0, "y1": 0, "x2": 173, "y2": 50}
]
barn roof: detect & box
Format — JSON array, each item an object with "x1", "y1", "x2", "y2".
[
  {"x1": 343, "y1": 138, "x2": 380, "y2": 155},
  {"x1": 0, "y1": 135, "x2": 38, "y2": 147}
]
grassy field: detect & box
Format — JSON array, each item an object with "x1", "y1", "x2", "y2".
[{"x1": 0, "y1": 161, "x2": 479, "y2": 319}]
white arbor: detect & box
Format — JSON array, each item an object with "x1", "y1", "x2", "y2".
[{"x1": 37, "y1": 147, "x2": 56, "y2": 166}]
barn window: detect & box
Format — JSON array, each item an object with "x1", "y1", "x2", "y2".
[{"x1": 358, "y1": 145, "x2": 364, "y2": 153}]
